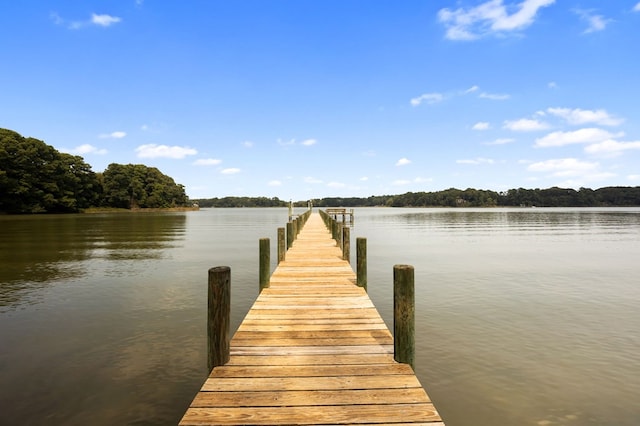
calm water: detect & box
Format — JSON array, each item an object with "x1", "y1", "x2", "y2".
[{"x1": 1, "y1": 208, "x2": 639, "y2": 425}]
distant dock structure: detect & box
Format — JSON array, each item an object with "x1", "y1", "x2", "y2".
[
  {"x1": 180, "y1": 210, "x2": 443, "y2": 425},
  {"x1": 325, "y1": 207, "x2": 354, "y2": 225}
]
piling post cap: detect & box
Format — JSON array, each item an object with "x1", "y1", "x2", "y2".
[
  {"x1": 394, "y1": 264, "x2": 414, "y2": 271},
  {"x1": 209, "y1": 266, "x2": 230, "y2": 274}
]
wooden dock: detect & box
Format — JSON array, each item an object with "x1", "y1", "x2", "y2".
[{"x1": 180, "y1": 212, "x2": 443, "y2": 425}]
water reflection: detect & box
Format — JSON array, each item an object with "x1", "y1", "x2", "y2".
[{"x1": 0, "y1": 213, "x2": 186, "y2": 311}]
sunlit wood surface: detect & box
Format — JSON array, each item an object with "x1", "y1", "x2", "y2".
[{"x1": 180, "y1": 212, "x2": 443, "y2": 425}]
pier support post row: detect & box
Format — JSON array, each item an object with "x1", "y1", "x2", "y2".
[
  {"x1": 394, "y1": 264, "x2": 415, "y2": 369},
  {"x1": 259, "y1": 238, "x2": 270, "y2": 291},
  {"x1": 208, "y1": 266, "x2": 230, "y2": 373},
  {"x1": 357, "y1": 237, "x2": 367, "y2": 291}
]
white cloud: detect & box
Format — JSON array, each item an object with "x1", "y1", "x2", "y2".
[
  {"x1": 54, "y1": 12, "x2": 122, "y2": 29},
  {"x1": 268, "y1": 180, "x2": 282, "y2": 187},
  {"x1": 304, "y1": 177, "x2": 323, "y2": 184},
  {"x1": 457, "y1": 157, "x2": 495, "y2": 165},
  {"x1": 193, "y1": 158, "x2": 222, "y2": 166},
  {"x1": 277, "y1": 138, "x2": 296, "y2": 146},
  {"x1": 99, "y1": 131, "x2": 126, "y2": 139},
  {"x1": 396, "y1": 158, "x2": 411, "y2": 166},
  {"x1": 91, "y1": 14, "x2": 122, "y2": 27},
  {"x1": 573, "y1": 9, "x2": 611, "y2": 33},
  {"x1": 327, "y1": 182, "x2": 346, "y2": 188},
  {"x1": 135, "y1": 144, "x2": 197, "y2": 159},
  {"x1": 634, "y1": 2, "x2": 640, "y2": 12},
  {"x1": 528, "y1": 158, "x2": 599, "y2": 177},
  {"x1": 535, "y1": 128, "x2": 622, "y2": 147},
  {"x1": 465, "y1": 85, "x2": 480, "y2": 94},
  {"x1": 414, "y1": 177, "x2": 433, "y2": 183},
  {"x1": 410, "y1": 93, "x2": 444, "y2": 106},
  {"x1": 220, "y1": 168, "x2": 240, "y2": 175},
  {"x1": 359, "y1": 176, "x2": 369, "y2": 181},
  {"x1": 504, "y1": 118, "x2": 550, "y2": 131},
  {"x1": 62, "y1": 144, "x2": 107, "y2": 155},
  {"x1": 546, "y1": 107, "x2": 623, "y2": 126},
  {"x1": 548, "y1": 81, "x2": 558, "y2": 89},
  {"x1": 301, "y1": 139, "x2": 317, "y2": 146},
  {"x1": 484, "y1": 138, "x2": 515, "y2": 145},
  {"x1": 473, "y1": 122, "x2": 491, "y2": 130},
  {"x1": 584, "y1": 140, "x2": 640, "y2": 157},
  {"x1": 479, "y1": 92, "x2": 510, "y2": 100},
  {"x1": 392, "y1": 179, "x2": 412, "y2": 186},
  {"x1": 242, "y1": 141, "x2": 254, "y2": 148},
  {"x1": 438, "y1": 0, "x2": 556, "y2": 41}
]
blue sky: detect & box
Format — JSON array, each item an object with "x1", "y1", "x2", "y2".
[{"x1": 2, "y1": 1, "x2": 640, "y2": 200}]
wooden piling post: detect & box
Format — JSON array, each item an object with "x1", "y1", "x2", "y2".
[
  {"x1": 356, "y1": 237, "x2": 367, "y2": 291},
  {"x1": 207, "y1": 266, "x2": 230, "y2": 373},
  {"x1": 342, "y1": 226, "x2": 350, "y2": 262},
  {"x1": 259, "y1": 238, "x2": 270, "y2": 291},
  {"x1": 277, "y1": 227, "x2": 285, "y2": 263},
  {"x1": 286, "y1": 221, "x2": 294, "y2": 249},
  {"x1": 394, "y1": 264, "x2": 415, "y2": 369}
]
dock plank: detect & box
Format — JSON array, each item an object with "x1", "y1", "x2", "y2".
[{"x1": 180, "y1": 212, "x2": 443, "y2": 425}]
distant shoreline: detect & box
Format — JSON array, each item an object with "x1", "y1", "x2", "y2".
[{"x1": 82, "y1": 206, "x2": 200, "y2": 214}]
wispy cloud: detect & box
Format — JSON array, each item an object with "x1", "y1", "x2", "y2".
[
  {"x1": 573, "y1": 9, "x2": 611, "y2": 33},
  {"x1": 584, "y1": 140, "x2": 640, "y2": 158},
  {"x1": 220, "y1": 168, "x2": 240, "y2": 175},
  {"x1": 193, "y1": 158, "x2": 222, "y2": 166},
  {"x1": 535, "y1": 128, "x2": 623, "y2": 147},
  {"x1": 527, "y1": 158, "x2": 600, "y2": 177},
  {"x1": 504, "y1": 118, "x2": 550, "y2": 131},
  {"x1": 479, "y1": 92, "x2": 510, "y2": 100},
  {"x1": 327, "y1": 182, "x2": 346, "y2": 188},
  {"x1": 410, "y1": 93, "x2": 444, "y2": 106},
  {"x1": 61, "y1": 144, "x2": 107, "y2": 155},
  {"x1": 52, "y1": 12, "x2": 122, "y2": 29},
  {"x1": 457, "y1": 157, "x2": 496, "y2": 165},
  {"x1": 99, "y1": 131, "x2": 126, "y2": 139},
  {"x1": 135, "y1": 144, "x2": 197, "y2": 159},
  {"x1": 546, "y1": 107, "x2": 623, "y2": 126},
  {"x1": 634, "y1": 2, "x2": 640, "y2": 12},
  {"x1": 472, "y1": 122, "x2": 491, "y2": 130},
  {"x1": 411, "y1": 85, "x2": 509, "y2": 106},
  {"x1": 438, "y1": 0, "x2": 556, "y2": 41},
  {"x1": 484, "y1": 138, "x2": 515, "y2": 145},
  {"x1": 277, "y1": 138, "x2": 316, "y2": 147},
  {"x1": 91, "y1": 14, "x2": 122, "y2": 27},
  {"x1": 242, "y1": 141, "x2": 254, "y2": 148},
  {"x1": 304, "y1": 177, "x2": 323, "y2": 184},
  {"x1": 268, "y1": 180, "x2": 282, "y2": 186},
  {"x1": 548, "y1": 81, "x2": 558, "y2": 89},
  {"x1": 396, "y1": 158, "x2": 411, "y2": 166}
]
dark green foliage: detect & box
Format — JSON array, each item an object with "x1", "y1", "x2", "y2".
[
  {"x1": 101, "y1": 163, "x2": 188, "y2": 209},
  {"x1": 0, "y1": 129, "x2": 100, "y2": 213},
  {"x1": 194, "y1": 196, "x2": 285, "y2": 208},
  {"x1": 307, "y1": 186, "x2": 640, "y2": 208},
  {"x1": 1, "y1": 128, "x2": 188, "y2": 213}
]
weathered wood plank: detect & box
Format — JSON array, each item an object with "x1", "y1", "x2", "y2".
[
  {"x1": 181, "y1": 404, "x2": 440, "y2": 425},
  {"x1": 191, "y1": 388, "x2": 431, "y2": 407}
]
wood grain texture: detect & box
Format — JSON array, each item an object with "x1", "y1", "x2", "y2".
[{"x1": 180, "y1": 212, "x2": 443, "y2": 425}]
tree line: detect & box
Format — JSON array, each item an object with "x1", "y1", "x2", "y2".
[
  {"x1": 1, "y1": 128, "x2": 188, "y2": 214},
  {"x1": 4, "y1": 128, "x2": 640, "y2": 214},
  {"x1": 309, "y1": 186, "x2": 640, "y2": 208}
]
